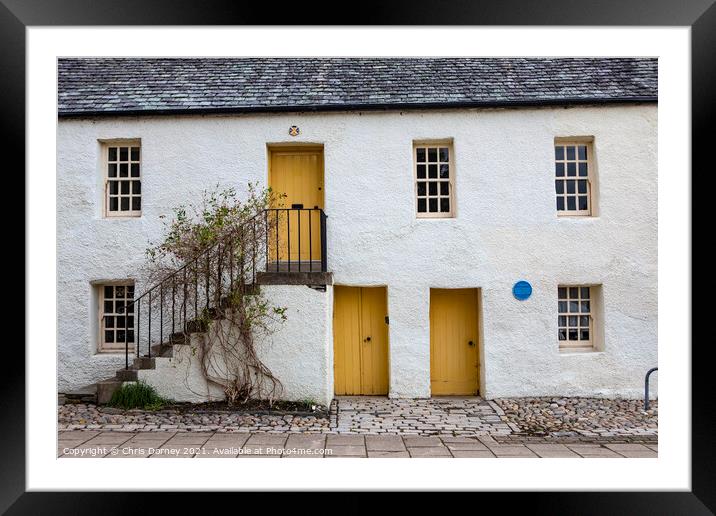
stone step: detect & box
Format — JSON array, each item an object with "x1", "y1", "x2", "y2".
[
  {"x1": 96, "y1": 378, "x2": 123, "y2": 405},
  {"x1": 62, "y1": 384, "x2": 98, "y2": 405},
  {"x1": 116, "y1": 368, "x2": 138, "y2": 381},
  {"x1": 133, "y1": 356, "x2": 155, "y2": 370}
]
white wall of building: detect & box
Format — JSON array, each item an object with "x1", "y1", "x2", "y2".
[{"x1": 57, "y1": 104, "x2": 657, "y2": 399}]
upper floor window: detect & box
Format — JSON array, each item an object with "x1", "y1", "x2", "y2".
[
  {"x1": 414, "y1": 142, "x2": 454, "y2": 218},
  {"x1": 104, "y1": 142, "x2": 141, "y2": 217},
  {"x1": 554, "y1": 139, "x2": 593, "y2": 216}
]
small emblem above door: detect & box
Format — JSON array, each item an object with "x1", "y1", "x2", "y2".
[{"x1": 288, "y1": 125, "x2": 300, "y2": 136}]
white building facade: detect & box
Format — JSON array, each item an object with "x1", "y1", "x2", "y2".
[{"x1": 57, "y1": 58, "x2": 658, "y2": 406}]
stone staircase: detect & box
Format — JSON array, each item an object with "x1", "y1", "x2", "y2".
[{"x1": 92, "y1": 289, "x2": 253, "y2": 404}]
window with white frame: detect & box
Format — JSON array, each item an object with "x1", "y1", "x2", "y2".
[
  {"x1": 414, "y1": 142, "x2": 454, "y2": 217},
  {"x1": 98, "y1": 283, "x2": 135, "y2": 352},
  {"x1": 558, "y1": 286, "x2": 593, "y2": 349},
  {"x1": 554, "y1": 140, "x2": 593, "y2": 215},
  {"x1": 105, "y1": 142, "x2": 141, "y2": 216}
]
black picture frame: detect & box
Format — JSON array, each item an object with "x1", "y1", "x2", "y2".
[{"x1": 5, "y1": 0, "x2": 712, "y2": 512}]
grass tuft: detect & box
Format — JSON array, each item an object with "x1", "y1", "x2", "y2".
[{"x1": 108, "y1": 381, "x2": 170, "y2": 410}]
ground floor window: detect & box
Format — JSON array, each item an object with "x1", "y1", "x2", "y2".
[
  {"x1": 98, "y1": 282, "x2": 135, "y2": 352},
  {"x1": 558, "y1": 285, "x2": 593, "y2": 350}
]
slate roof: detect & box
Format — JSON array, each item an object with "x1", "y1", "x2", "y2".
[{"x1": 58, "y1": 58, "x2": 657, "y2": 117}]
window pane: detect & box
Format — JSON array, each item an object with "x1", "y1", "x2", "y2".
[
  {"x1": 440, "y1": 198, "x2": 450, "y2": 212},
  {"x1": 558, "y1": 315, "x2": 567, "y2": 326},
  {"x1": 127, "y1": 330, "x2": 135, "y2": 343},
  {"x1": 119, "y1": 147, "x2": 128, "y2": 161},
  {"x1": 428, "y1": 182, "x2": 437, "y2": 196},
  {"x1": 580, "y1": 329, "x2": 590, "y2": 340},
  {"x1": 578, "y1": 180, "x2": 587, "y2": 193},
  {"x1": 117, "y1": 316, "x2": 125, "y2": 328},
  {"x1": 566, "y1": 180, "x2": 575, "y2": 194},
  {"x1": 555, "y1": 180, "x2": 564, "y2": 194},
  {"x1": 121, "y1": 197, "x2": 130, "y2": 211},
  {"x1": 417, "y1": 182, "x2": 426, "y2": 196},
  {"x1": 108, "y1": 147, "x2": 117, "y2": 161},
  {"x1": 567, "y1": 163, "x2": 576, "y2": 176},
  {"x1": 558, "y1": 329, "x2": 566, "y2": 341},
  {"x1": 132, "y1": 181, "x2": 141, "y2": 194},
  {"x1": 116, "y1": 300, "x2": 125, "y2": 312},
  {"x1": 439, "y1": 147, "x2": 449, "y2": 162},
  {"x1": 105, "y1": 330, "x2": 114, "y2": 343},
  {"x1": 580, "y1": 287, "x2": 590, "y2": 299},
  {"x1": 440, "y1": 182, "x2": 449, "y2": 195},
  {"x1": 568, "y1": 329, "x2": 578, "y2": 340},
  {"x1": 578, "y1": 196, "x2": 588, "y2": 210},
  {"x1": 581, "y1": 301, "x2": 590, "y2": 313},
  {"x1": 131, "y1": 147, "x2": 140, "y2": 161},
  {"x1": 439, "y1": 164, "x2": 449, "y2": 178},
  {"x1": 556, "y1": 197, "x2": 565, "y2": 210},
  {"x1": 578, "y1": 163, "x2": 588, "y2": 176},
  {"x1": 127, "y1": 285, "x2": 134, "y2": 297},
  {"x1": 109, "y1": 197, "x2": 118, "y2": 211},
  {"x1": 428, "y1": 164, "x2": 437, "y2": 178},
  {"x1": 569, "y1": 287, "x2": 579, "y2": 298},
  {"x1": 558, "y1": 287, "x2": 567, "y2": 299},
  {"x1": 428, "y1": 198, "x2": 438, "y2": 212},
  {"x1": 127, "y1": 316, "x2": 134, "y2": 328},
  {"x1": 566, "y1": 197, "x2": 576, "y2": 210},
  {"x1": 104, "y1": 285, "x2": 113, "y2": 298},
  {"x1": 555, "y1": 163, "x2": 565, "y2": 177},
  {"x1": 105, "y1": 316, "x2": 114, "y2": 328},
  {"x1": 119, "y1": 164, "x2": 128, "y2": 177},
  {"x1": 416, "y1": 148, "x2": 426, "y2": 162},
  {"x1": 109, "y1": 181, "x2": 118, "y2": 195},
  {"x1": 104, "y1": 300, "x2": 113, "y2": 313},
  {"x1": 566, "y1": 146, "x2": 576, "y2": 160},
  {"x1": 580, "y1": 315, "x2": 590, "y2": 326},
  {"x1": 131, "y1": 164, "x2": 140, "y2": 177},
  {"x1": 108, "y1": 164, "x2": 117, "y2": 177},
  {"x1": 555, "y1": 146, "x2": 564, "y2": 160},
  {"x1": 569, "y1": 315, "x2": 578, "y2": 326},
  {"x1": 121, "y1": 181, "x2": 130, "y2": 194},
  {"x1": 417, "y1": 165, "x2": 426, "y2": 178},
  {"x1": 116, "y1": 286, "x2": 125, "y2": 297},
  {"x1": 126, "y1": 302, "x2": 134, "y2": 313},
  {"x1": 558, "y1": 301, "x2": 568, "y2": 313},
  {"x1": 569, "y1": 301, "x2": 579, "y2": 312},
  {"x1": 132, "y1": 197, "x2": 141, "y2": 211},
  {"x1": 428, "y1": 148, "x2": 437, "y2": 162},
  {"x1": 578, "y1": 145, "x2": 587, "y2": 160},
  {"x1": 417, "y1": 198, "x2": 427, "y2": 212},
  {"x1": 117, "y1": 330, "x2": 126, "y2": 342}
]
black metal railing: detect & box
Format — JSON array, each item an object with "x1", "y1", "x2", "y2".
[
  {"x1": 101, "y1": 207, "x2": 328, "y2": 370},
  {"x1": 264, "y1": 208, "x2": 328, "y2": 273}
]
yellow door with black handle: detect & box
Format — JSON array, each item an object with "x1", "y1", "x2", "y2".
[
  {"x1": 430, "y1": 288, "x2": 480, "y2": 395},
  {"x1": 268, "y1": 147, "x2": 324, "y2": 264},
  {"x1": 333, "y1": 286, "x2": 389, "y2": 395}
]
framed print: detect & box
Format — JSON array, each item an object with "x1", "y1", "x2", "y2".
[{"x1": 6, "y1": 0, "x2": 713, "y2": 512}]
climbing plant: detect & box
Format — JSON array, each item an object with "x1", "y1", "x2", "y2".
[{"x1": 142, "y1": 183, "x2": 288, "y2": 405}]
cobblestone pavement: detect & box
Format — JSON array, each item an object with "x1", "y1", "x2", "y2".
[
  {"x1": 58, "y1": 431, "x2": 657, "y2": 458},
  {"x1": 59, "y1": 396, "x2": 657, "y2": 439}
]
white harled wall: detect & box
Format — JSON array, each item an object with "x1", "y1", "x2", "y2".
[{"x1": 57, "y1": 104, "x2": 657, "y2": 400}]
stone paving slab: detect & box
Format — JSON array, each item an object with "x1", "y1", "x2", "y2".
[{"x1": 58, "y1": 431, "x2": 658, "y2": 459}]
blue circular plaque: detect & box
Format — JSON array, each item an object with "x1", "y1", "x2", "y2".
[{"x1": 513, "y1": 281, "x2": 532, "y2": 301}]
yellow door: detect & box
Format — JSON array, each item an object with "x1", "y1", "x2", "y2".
[
  {"x1": 268, "y1": 147, "x2": 324, "y2": 264},
  {"x1": 430, "y1": 288, "x2": 480, "y2": 395},
  {"x1": 333, "y1": 286, "x2": 389, "y2": 395}
]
